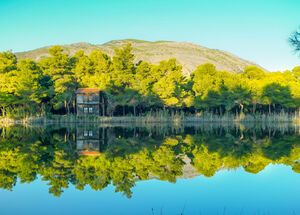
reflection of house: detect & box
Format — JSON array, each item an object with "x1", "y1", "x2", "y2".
[
  {"x1": 76, "y1": 88, "x2": 106, "y2": 116},
  {"x1": 76, "y1": 126, "x2": 101, "y2": 156}
]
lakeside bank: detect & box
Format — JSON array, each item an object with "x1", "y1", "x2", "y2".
[{"x1": 1, "y1": 111, "x2": 300, "y2": 126}]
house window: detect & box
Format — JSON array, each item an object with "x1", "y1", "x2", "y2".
[
  {"x1": 90, "y1": 93, "x2": 99, "y2": 101},
  {"x1": 89, "y1": 107, "x2": 93, "y2": 113},
  {"x1": 83, "y1": 95, "x2": 89, "y2": 102},
  {"x1": 83, "y1": 107, "x2": 88, "y2": 113},
  {"x1": 88, "y1": 131, "x2": 93, "y2": 137},
  {"x1": 77, "y1": 95, "x2": 83, "y2": 103},
  {"x1": 84, "y1": 131, "x2": 88, "y2": 137}
]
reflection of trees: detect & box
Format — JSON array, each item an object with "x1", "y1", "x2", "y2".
[
  {"x1": 73, "y1": 156, "x2": 111, "y2": 191},
  {"x1": 40, "y1": 150, "x2": 74, "y2": 196},
  {"x1": 0, "y1": 125, "x2": 300, "y2": 197},
  {"x1": 242, "y1": 153, "x2": 270, "y2": 174},
  {"x1": 192, "y1": 145, "x2": 223, "y2": 177}
]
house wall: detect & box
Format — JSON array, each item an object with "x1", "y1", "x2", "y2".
[
  {"x1": 77, "y1": 104, "x2": 100, "y2": 115},
  {"x1": 75, "y1": 127, "x2": 105, "y2": 153},
  {"x1": 76, "y1": 92, "x2": 101, "y2": 116}
]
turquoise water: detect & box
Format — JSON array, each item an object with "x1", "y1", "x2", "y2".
[{"x1": 0, "y1": 124, "x2": 299, "y2": 215}]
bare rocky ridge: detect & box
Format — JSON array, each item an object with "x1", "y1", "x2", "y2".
[{"x1": 15, "y1": 39, "x2": 261, "y2": 75}]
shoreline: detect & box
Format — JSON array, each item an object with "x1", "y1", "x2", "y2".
[{"x1": 1, "y1": 112, "x2": 300, "y2": 126}]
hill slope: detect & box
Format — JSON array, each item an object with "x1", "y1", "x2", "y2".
[{"x1": 15, "y1": 39, "x2": 260, "y2": 75}]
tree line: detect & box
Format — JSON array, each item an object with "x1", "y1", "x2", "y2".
[{"x1": 1, "y1": 44, "x2": 300, "y2": 118}]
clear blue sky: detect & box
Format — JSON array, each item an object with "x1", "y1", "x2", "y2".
[{"x1": 0, "y1": 0, "x2": 299, "y2": 71}]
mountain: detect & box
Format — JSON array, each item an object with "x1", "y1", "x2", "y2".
[{"x1": 15, "y1": 39, "x2": 260, "y2": 75}]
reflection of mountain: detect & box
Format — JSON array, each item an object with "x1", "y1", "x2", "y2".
[{"x1": 0, "y1": 124, "x2": 300, "y2": 197}]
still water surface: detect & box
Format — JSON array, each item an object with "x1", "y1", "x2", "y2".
[{"x1": 0, "y1": 123, "x2": 300, "y2": 214}]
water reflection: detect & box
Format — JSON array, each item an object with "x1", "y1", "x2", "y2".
[{"x1": 0, "y1": 123, "x2": 300, "y2": 198}]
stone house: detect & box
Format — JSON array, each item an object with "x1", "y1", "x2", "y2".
[{"x1": 76, "y1": 88, "x2": 106, "y2": 116}]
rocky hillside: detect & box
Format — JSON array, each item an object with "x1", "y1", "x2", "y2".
[{"x1": 15, "y1": 39, "x2": 260, "y2": 75}]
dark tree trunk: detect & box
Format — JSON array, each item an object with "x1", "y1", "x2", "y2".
[
  {"x1": 133, "y1": 105, "x2": 136, "y2": 116},
  {"x1": 1, "y1": 107, "x2": 5, "y2": 117},
  {"x1": 65, "y1": 101, "x2": 70, "y2": 115},
  {"x1": 102, "y1": 96, "x2": 105, "y2": 116},
  {"x1": 239, "y1": 103, "x2": 244, "y2": 113},
  {"x1": 252, "y1": 102, "x2": 256, "y2": 114}
]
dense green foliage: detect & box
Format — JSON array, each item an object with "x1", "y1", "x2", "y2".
[
  {"x1": 1, "y1": 44, "x2": 300, "y2": 117},
  {"x1": 0, "y1": 125, "x2": 300, "y2": 197}
]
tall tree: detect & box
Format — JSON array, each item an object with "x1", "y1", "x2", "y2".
[
  {"x1": 241, "y1": 66, "x2": 266, "y2": 113},
  {"x1": 0, "y1": 51, "x2": 17, "y2": 73},
  {"x1": 39, "y1": 46, "x2": 77, "y2": 113},
  {"x1": 73, "y1": 50, "x2": 112, "y2": 89},
  {"x1": 152, "y1": 59, "x2": 186, "y2": 108},
  {"x1": 191, "y1": 64, "x2": 223, "y2": 110},
  {"x1": 112, "y1": 43, "x2": 135, "y2": 88}
]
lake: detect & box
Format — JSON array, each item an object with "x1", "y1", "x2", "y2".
[{"x1": 0, "y1": 123, "x2": 300, "y2": 215}]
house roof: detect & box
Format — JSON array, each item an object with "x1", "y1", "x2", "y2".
[
  {"x1": 78, "y1": 150, "x2": 101, "y2": 156},
  {"x1": 76, "y1": 88, "x2": 101, "y2": 94}
]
